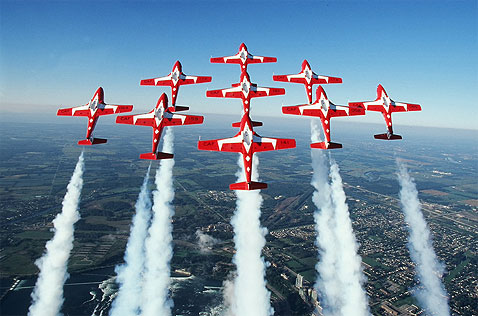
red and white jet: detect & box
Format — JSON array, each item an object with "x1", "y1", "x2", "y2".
[
  {"x1": 140, "y1": 60, "x2": 212, "y2": 110},
  {"x1": 273, "y1": 60, "x2": 342, "y2": 104},
  {"x1": 206, "y1": 71, "x2": 285, "y2": 114},
  {"x1": 116, "y1": 93, "x2": 204, "y2": 160},
  {"x1": 282, "y1": 86, "x2": 365, "y2": 149},
  {"x1": 57, "y1": 87, "x2": 133, "y2": 145},
  {"x1": 348, "y1": 84, "x2": 421, "y2": 140},
  {"x1": 198, "y1": 114, "x2": 295, "y2": 190},
  {"x1": 210, "y1": 43, "x2": 277, "y2": 71}
]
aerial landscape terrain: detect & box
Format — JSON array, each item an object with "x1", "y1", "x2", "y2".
[{"x1": 0, "y1": 117, "x2": 476, "y2": 315}]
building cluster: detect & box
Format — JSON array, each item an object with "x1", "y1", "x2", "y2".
[
  {"x1": 270, "y1": 225, "x2": 315, "y2": 240},
  {"x1": 294, "y1": 273, "x2": 323, "y2": 315},
  {"x1": 380, "y1": 301, "x2": 422, "y2": 316},
  {"x1": 200, "y1": 190, "x2": 235, "y2": 203},
  {"x1": 203, "y1": 222, "x2": 233, "y2": 233}
]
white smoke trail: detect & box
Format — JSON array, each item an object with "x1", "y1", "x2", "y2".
[
  {"x1": 28, "y1": 151, "x2": 85, "y2": 316},
  {"x1": 310, "y1": 120, "x2": 369, "y2": 316},
  {"x1": 396, "y1": 160, "x2": 450, "y2": 316},
  {"x1": 310, "y1": 121, "x2": 341, "y2": 312},
  {"x1": 109, "y1": 164, "x2": 152, "y2": 316},
  {"x1": 225, "y1": 154, "x2": 273, "y2": 316},
  {"x1": 141, "y1": 127, "x2": 175, "y2": 316},
  {"x1": 328, "y1": 160, "x2": 369, "y2": 316}
]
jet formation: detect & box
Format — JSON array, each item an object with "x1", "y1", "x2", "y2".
[
  {"x1": 57, "y1": 43, "x2": 422, "y2": 190},
  {"x1": 199, "y1": 44, "x2": 296, "y2": 190}
]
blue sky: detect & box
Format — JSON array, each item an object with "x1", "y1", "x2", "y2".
[{"x1": 1, "y1": 0, "x2": 477, "y2": 130}]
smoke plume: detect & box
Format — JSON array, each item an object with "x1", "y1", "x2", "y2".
[
  {"x1": 196, "y1": 229, "x2": 219, "y2": 254},
  {"x1": 225, "y1": 155, "x2": 273, "y2": 316},
  {"x1": 328, "y1": 160, "x2": 369, "y2": 315},
  {"x1": 141, "y1": 128, "x2": 175, "y2": 316},
  {"x1": 109, "y1": 164, "x2": 152, "y2": 316},
  {"x1": 311, "y1": 122, "x2": 341, "y2": 311},
  {"x1": 310, "y1": 120, "x2": 370, "y2": 316},
  {"x1": 28, "y1": 151, "x2": 85, "y2": 316},
  {"x1": 396, "y1": 160, "x2": 450, "y2": 316}
]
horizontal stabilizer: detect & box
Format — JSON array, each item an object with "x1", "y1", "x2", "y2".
[
  {"x1": 167, "y1": 105, "x2": 189, "y2": 112},
  {"x1": 374, "y1": 133, "x2": 402, "y2": 140},
  {"x1": 78, "y1": 138, "x2": 107, "y2": 145},
  {"x1": 139, "y1": 152, "x2": 174, "y2": 160},
  {"x1": 232, "y1": 121, "x2": 262, "y2": 128},
  {"x1": 310, "y1": 141, "x2": 342, "y2": 150},
  {"x1": 229, "y1": 181, "x2": 268, "y2": 191}
]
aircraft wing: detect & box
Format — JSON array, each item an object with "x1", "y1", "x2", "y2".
[
  {"x1": 282, "y1": 103, "x2": 363, "y2": 118},
  {"x1": 346, "y1": 104, "x2": 366, "y2": 116},
  {"x1": 210, "y1": 55, "x2": 239, "y2": 64},
  {"x1": 57, "y1": 105, "x2": 90, "y2": 117},
  {"x1": 273, "y1": 74, "x2": 342, "y2": 85},
  {"x1": 198, "y1": 134, "x2": 243, "y2": 152},
  {"x1": 348, "y1": 100, "x2": 384, "y2": 112},
  {"x1": 349, "y1": 100, "x2": 421, "y2": 113},
  {"x1": 140, "y1": 75, "x2": 172, "y2": 86},
  {"x1": 328, "y1": 104, "x2": 365, "y2": 117},
  {"x1": 210, "y1": 55, "x2": 276, "y2": 65},
  {"x1": 250, "y1": 86, "x2": 285, "y2": 97},
  {"x1": 273, "y1": 74, "x2": 307, "y2": 84},
  {"x1": 206, "y1": 86, "x2": 243, "y2": 98},
  {"x1": 178, "y1": 74, "x2": 212, "y2": 85},
  {"x1": 97, "y1": 104, "x2": 133, "y2": 116},
  {"x1": 391, "y1": 102, "x2": 422, "y2": 112},
  {"x1": 247, "y1": 55, "x2": 277, "y2": 64},
  {"x1": 162, "y1": 112, "x2": 204, "y2": 126},
  {"x1": 252, "y1": 135, "x2": 296, "y2": 152},
  {"x1": 313, "y1": 74, "x2": 342, "y2": 84},
  {"x1": 282, "y1": 104, "x2": 324, "y2": 118},
  {"x1": 116, "y1": 112, "x2": 155, "y2": 126}
]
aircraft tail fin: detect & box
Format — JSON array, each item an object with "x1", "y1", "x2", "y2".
[
  {"x1": 78, "y1": 138, "x2": 107, "y2": 145},
  {"x1": 229, "y1": 181, "x2": 268, "y2": 191},
  {"x1": 139, "y1": 152, "x2": 174, "y2": 160},
  {"x1": 310, "y1": 141, "x2": 342, "y2": 150},
  {"x1": 374, "y1": 133, "x2": 402, "y2": 140},
  {"x1": 95, "y1": 87, "x2": 105, "y2": 104}
]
